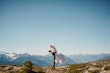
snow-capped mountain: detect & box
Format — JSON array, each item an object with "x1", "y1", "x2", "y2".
[
  {"x1": 6, "y1": 53, "x2": 18, "y2": 60},
  {"x1": 0, "y1": 52, "x2": 75, "y2": 66},
  {"x1": 0, "y1": 52, "x2": 110, "y2": 67},
  {"x1": 68, "y1": 53, "x2": 110, "y2": 63},
  {"x1": 0, "y1": 52, "x2": 29, "y2": 61},
  {"x1": 0, "y1": 52, "x2": 48, "y2": 66},
  {"x1": 0, "y1": 52, "x2": 17, "y2": 60}
]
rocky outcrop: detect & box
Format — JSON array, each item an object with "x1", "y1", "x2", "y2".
[
  {"x1": 66, "y1": 60, "x2": 110, "y2": 73},
  {"x1": 0, "y1": 65, "x2": 21, "y2": 73},
  {"x1": 46, "y1": 66, "x2": 69, "y2": 73},
  {"x1": 83, "y1": 60, "x2": 110, "y2": 73}
]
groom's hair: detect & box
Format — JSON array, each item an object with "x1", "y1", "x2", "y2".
[{"x1": 50, "y1": 45, "x2": 54, "y2": 48}]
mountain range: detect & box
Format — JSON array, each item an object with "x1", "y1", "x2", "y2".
[{"x1": 0, "y1": 52, "x2": 110, "y2": 67}]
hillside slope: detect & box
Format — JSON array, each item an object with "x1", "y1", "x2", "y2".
[
  {"x1": 0, "y1": 60, "x2": 110, "y2": 73},
  {"x1": 67, "y1": 60, "x2": 110, "y2": 73},
  {"x1": 45, "y1": 60, "x2": 110, "y2": 73}
]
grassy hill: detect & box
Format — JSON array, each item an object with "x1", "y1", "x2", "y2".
[
  {"x1": 0, "y1": 60, "x2": 110, "y2": 73},
  {"x1": 66, "y1": 60, "x2": 110, "y2": 73}
]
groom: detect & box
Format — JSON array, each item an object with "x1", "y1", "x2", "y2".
[{"x1": 49, "y1": 45, "x2": 57, "y2": 67}]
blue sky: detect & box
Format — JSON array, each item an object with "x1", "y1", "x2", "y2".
[{"x1": 0, "y1": 0, "x2": 110, "y2": 55}]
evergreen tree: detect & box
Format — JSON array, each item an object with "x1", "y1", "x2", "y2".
[{"x1": 22, "y1": 60, "x2": 33, "y2": 73}]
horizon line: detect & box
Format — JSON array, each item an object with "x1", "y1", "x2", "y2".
[{"x1": 0, "y1": 51, "x2": 110, "y2": 56}]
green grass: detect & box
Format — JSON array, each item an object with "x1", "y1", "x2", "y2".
[
  {"x1": 66, "y1": 63, "x2": 85, "y2": 73},
  {"x1": 32, "y1": 66, "x2": 45, "y2": 73},
  {"x1": 14, "y1": 66, "x2": 45, "y2": 73},
  {"x1": 88, "y1": 70, "x2": 100, "y2": 73}
]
